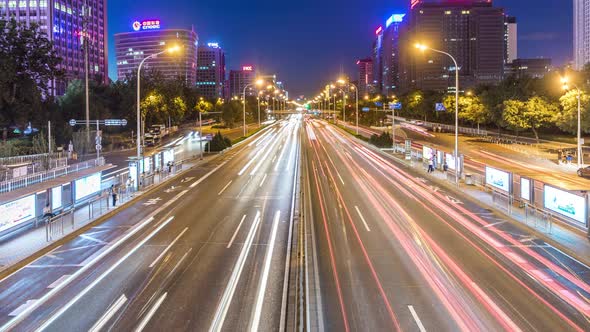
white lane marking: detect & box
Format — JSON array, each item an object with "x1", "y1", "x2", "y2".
[
  {"x1": 9, "y1": 300, "x2": 38, "y2": 317},
  {"x1": 33, "y1": 216, "x2": 175, "y2": 332},
  {"x1": 47, "y1": 275, "x2": 71, "y2": 289},
  {"x1": 79, "y1": 234, "x2": 108, "y2": 245},
  {"x1": 89, "y1": 294, "x2": 128, "y2": 332},
  {"x1": 227, "y1": 215, "x2": 247, "y2": 249},
  {"x1": 274, "y1": 131, "x2": 292, "y2": 171},
  {"x1": 190, "y1": 161, "x2": 229, "y2": 188},
  {"x1": 259, "y1": 173, "x2": 268, "y2": 188},
  {"x1": 134, "y1": 292, "x2": 167, "y2": 332},
  {"x1": 408, "y1": 305, "x2": 427, "y2": 332},
  {"x1": 355, "y1": 206, "x2": 371, "y2": 232},
  {"x1": 209, "y1": 211, "x2": 262, "y2": 332},
  {"x1": 483, "y1": 221, "x2": 507, "y2": 229},
  {"x1": 251, "y1": 210, "x2": 281, "y2": 332},
  {"x1": 149, "y1": 227, "x2": 189, "y2": 268},
  {"x1": 250, "y1": 131, "x2": 284, "y2": 175},
  {"x1": 218, "y1": 180, "x2": 233, "y2": 196},
  {"x1": 239, "y1": 133, "x2": 276, "y2": 176},
  {"x1": 336, "y1": 170, "x2": 345, "y2": 185}
]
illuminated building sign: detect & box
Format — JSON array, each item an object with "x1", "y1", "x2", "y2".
[
  {"x1": 242, "y1": 66, "x2": 253, "y2": 71},
  {"x1": 132, "y1": 19, "x2": 162, "y2": 31},
  {"x1": 386, "y1": 14, "x2": 406, "y2": 28},
  {"x1": 375, "y1": 26, "x2": 383, "y2": 35},
  {"x1": 207, "y1": 42, "x2": 219, "y2": 48}
]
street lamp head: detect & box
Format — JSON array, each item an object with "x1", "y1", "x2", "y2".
[
  {"x1": 255, "y1": 79, "x2": 265, "y2": 86},
  {"x1": 330, "y1": 84, "x2": 335, "y2": 89},
  {"x1": 337, "y1": 79, "x2": 346, "y2": 85},
  {"x1": 167, "y1": 45, "x2": 181, "y2": 53},
  {"x1": 466, "y1": 91, "x2": 473, "y2": 96},
  {"x1": 415, "y1": 43, "x2": 428, "y2": 51},
  {"x1": 560, "y1": 77, "x2": 569, "y2": 84}
]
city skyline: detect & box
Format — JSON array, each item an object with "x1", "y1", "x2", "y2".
[{"x1": 107, "y1": 0, "x2": 572, "y2": 96}]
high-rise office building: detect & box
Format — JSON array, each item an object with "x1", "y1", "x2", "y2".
[
  {"x1": 382, "y1": 14, "x2": 406, "y2": 96},
  {"x1": 372, "y1": 26, "x2": 384, "y2": 94},
  {"x1": 196, "y1": 42, "x2": 225, "y2": 100},
  {"x1": 0, "y1": 0, "x2": 109, "y2": 95},
  {"x1": 228, "y1": 66, "x2": 257, "y2": 99},
  {"x1": 115, "y1": 20, "x2": 198, "y2": 84},
  {"x1": 399, "y1": 0, "x2": 505, "y2": 92},
  {"x1": 356, "y1": 58, "x2": 374, "y2": 97},
  {"x1": 504, "y1": 16, "x2": 517, "y2": 64},
  {"x1": 574, "y1": 0, "x2": 590, "y2": 70}
]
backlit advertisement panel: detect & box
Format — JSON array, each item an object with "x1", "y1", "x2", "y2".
[
  {"x1": 521, "y1": 178, "x2": 531, "y2": 201},
  {"x1": 486, "y1": 167, "x2": 510, "y2": 192},
  {"x1": 52, "y1": 186, "x2": 62, "y2": 210},
  {"x1": 445, "y1": 153, "x2": 461, "y2": 173},
  {"x1": 544, "y1": 186, "x2": 586, "y2": 224},
  {"x1": 423, "y1": 146, "x2": 434, "y2": 161},
  {"x1": 0, "y1": 195, "x2": 36, "y2": 233},
  {"x1": 74, "y1": 173, "x2": 101, "y2": 201}
]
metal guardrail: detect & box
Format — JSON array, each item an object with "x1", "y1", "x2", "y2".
[
  {"x1": 0, "y1": 158, "x2": 68, "y2": 182},
  {"x1": 491, "y1": 189, "x2": 553, "y2": 233},
  {"x1": 421, "y1": 121, "x2": 489, "y2": 137},
  {"x1": 44, "y1": 181, "x2": 133, "y2": 241},
  {"x1": 0, "y1": 152, "x2": 64, "y2": 166},
  {"x1": 0, "y1": 157, "x2": 105, "y2": 194}
]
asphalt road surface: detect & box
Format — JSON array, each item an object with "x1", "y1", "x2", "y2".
[
  {"x1": 0, "y1": 116, "x2": 301, "y2": 331},
  {"x1": 302, "y1": 119, "x2": 590, "y2": 331}
]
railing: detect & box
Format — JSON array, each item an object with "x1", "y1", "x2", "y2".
[
  {"x1": 0, "y1": 158, "x2": 68, "y2": 182},
  {"x1": 45, "y1": 181, "x2": 133, "y2": 241},
  {"x1": 421, "y1": 121, "x2": 489, "y2": 137},
  {"x1": 0, "y1": 152, "x2": 64, "y2": 166},
  {"x1": 0, "y1": 157, "x2": 105, "y2": 194}
]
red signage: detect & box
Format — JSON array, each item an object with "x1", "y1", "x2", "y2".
[{"x1": 242, "y1": 66, "x2": 253, "y2": 71}]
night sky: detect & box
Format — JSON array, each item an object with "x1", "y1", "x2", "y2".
[{"x1": 107, "y1": 0, "x2": 572, "y2": 97}]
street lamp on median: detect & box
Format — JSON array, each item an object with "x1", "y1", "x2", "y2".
[
  {"x1": 338, "y1": 79, "x2": 359, "y2": 135},
  {"x1": 243, "y1": 79, "x2": 265, "y2": 137},
  {"x1": 561, "y1": 77, "x2": 584, "y2": 167},
  {"x1": 136, "y1": 45, "x2": 180, "y2": 183},
  {"x1": 416, "y1": 42, "x2": 460, "y2": 185}
]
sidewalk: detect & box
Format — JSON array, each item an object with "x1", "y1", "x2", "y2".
[
  {"x1": 397, "y1": 153, "x2": 590, "y2": 267},
  {"x1": 0, "y1": 159, "x2": 200, "y2": 274}
]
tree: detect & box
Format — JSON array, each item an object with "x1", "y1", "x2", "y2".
[
  {"x1": 503, "y1": 97, "x2": 557, "y2": 142},
  {"x1": 0, "y1": 18, "x2": 63, "y2": 126},
  {"x1": 221, "y1": 101, "x2": 242, "y2": 128},
  {"x1": 205, "y1": 131, "x2": 232, "y2": 152},
  {"x1": 194, "y1": 99, "x2": 214, "y2": 121},
  {"x1": 442, "y1": 94, "x2": 489, "y2": 127},
  {"x1": 558, "y1": 90, "x2": 590, "y2": 134}
]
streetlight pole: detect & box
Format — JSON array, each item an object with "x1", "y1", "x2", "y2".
[
  {"x1": 417, "y1": 44, "x2": 460, "y2": 184},
  {"x1": 242, "y1": 83, "x2": 253, "y2": 137},
  {"x1": 562, "y1": 79, "x2": 584, "y2": 167}
]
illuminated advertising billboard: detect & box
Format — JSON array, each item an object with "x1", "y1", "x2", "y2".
[
  {"x1": 423, "y1": 146, "x2": 434, "y2": 161},
  {"x1": 521, "y1": 178, "x2": 531, "y2": 201},
  {"x1": 132, "y1": 19, "x2": 161, "y2": 31},
  {"x1": 486, "y1": 166, "x2": 510, "y2": 192},
  {"x1": 544, "y1": 186, "x2": 587, "y2": 224},
  {"x1": 0, "y1": 195, "x2": 36, "y2": 233},
  {"x1": 52, "y1": 186, "x2": 62, "y2": 210},
  {"x1": 445, "y1": 153, "x2": 461, "y2": 173},
  {"x1": 74, "y1": 173, "x2": 101, "y2": 201}
]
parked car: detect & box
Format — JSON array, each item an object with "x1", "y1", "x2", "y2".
[{"x1": 578, "y1": 166, "x2": 590, "y2": 178}]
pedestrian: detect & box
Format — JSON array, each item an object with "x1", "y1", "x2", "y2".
[
  {"x1": 110, "y1": 185, "x2": 118, "y2": 207},
  {"x1": 443, "y1": 162, "x2": 449, "y2": 172},
  {"x1": 168, "y1": 161, "x2": 173, "y2": 174},
  {"x1": 43, "y1": 203, "x2": 53, "y2": 223},
  {"x1": 427, "y1": 158, "x2": 434, "y2": 173},
  {"x1": 567, "y1": 154, "x2": 573, "y2": 164}
]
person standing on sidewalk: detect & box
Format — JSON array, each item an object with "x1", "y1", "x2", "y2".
[
  {"x1": 427, "y1": 158, "x2": 434, "y2": 173},
  {"x1": 110, "y1": 185, "x2": 118, "y2": 207},
  {"x1": 43, "y1": 203, "x2": 54, "y2": 224}
]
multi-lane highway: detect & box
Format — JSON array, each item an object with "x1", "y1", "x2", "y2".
[
  {"x1": 0, "y1": 117, "x2": 301, "y2": 331},
  {"x1": 302, "y1": 119, "x2": 590, "y2": 331},
  {"x1": 2, "y1": 115, "x2": 590, "y2": 331}
]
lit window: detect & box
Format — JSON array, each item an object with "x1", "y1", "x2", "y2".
[{"x1": 445, "y1": 10, "x2": 451, "y2": 15}]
